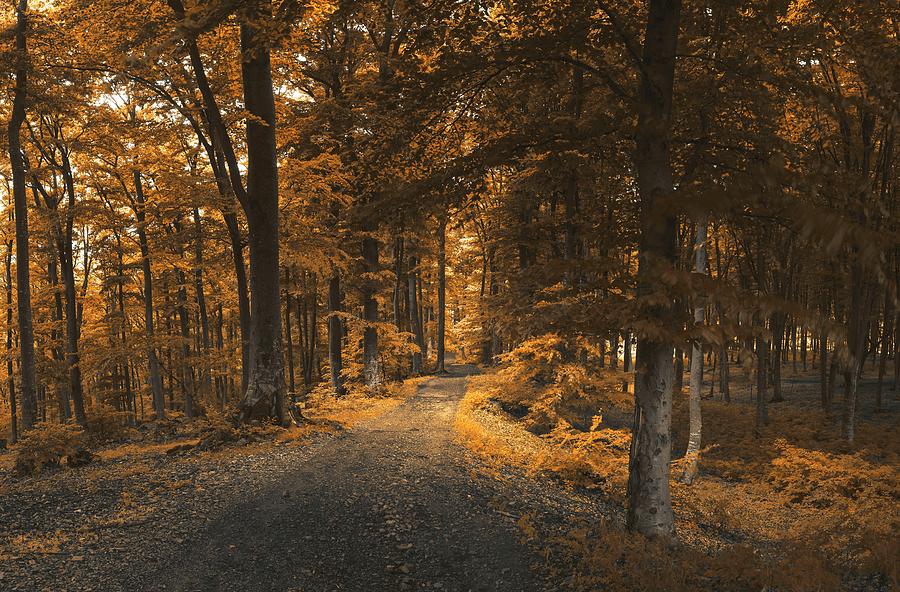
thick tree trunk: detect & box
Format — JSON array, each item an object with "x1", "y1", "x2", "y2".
[
  {"x1": 626, "y1": 0, "x2": 681, "y2": 540},
  {"x1": 132, "y1": 172, "x2": 166, "y2": 419},
  {"x1": 680, "y1": 219, "x2": 706, "y2": 484},
  {"x1": 362, "y1": 235, "x2": 381, "y2": 386},
  {"x1": 7, "y1": 0, "x2": 36, "y2": 431},
  {"x1": 237, "y1": 3, "x2": 285, "y2": 422}
]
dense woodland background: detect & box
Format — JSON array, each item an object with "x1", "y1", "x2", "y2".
[{"x1": 0, "y1": 0, "x2": 898, "y2": 589}]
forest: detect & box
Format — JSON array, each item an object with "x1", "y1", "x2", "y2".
[{"x1": 0, "y1": 1, "x2": 897, "y2": 591}]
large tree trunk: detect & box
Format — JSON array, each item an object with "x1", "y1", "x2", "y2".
[
  {"x1": 626, "y1": 0, "x2": 681, "y2": 540},
  {"x1": 7, "y1": 0, "x2": 36, "y2": 431},
  {"x1": 132, "y1": 172, "x2": 166, "y2": 419},
  {"x1": 237, "y1": 2, "x2": 285, "y2": 422},
  {"x1": 680, "y1": 219, "x2": 706, "y2": 484}
]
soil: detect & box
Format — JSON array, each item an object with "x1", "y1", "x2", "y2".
[{"x1": 0, "y1": 365, "x2": 601, "y2": 592}]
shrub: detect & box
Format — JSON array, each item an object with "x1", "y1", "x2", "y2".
[
  {"x1": 85, "y1": 404, "x2": 133, "y2": 442},
  {"x1": 12, "y1": 423, "x2": 90, "y2": 477}
]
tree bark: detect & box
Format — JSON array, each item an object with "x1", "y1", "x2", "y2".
[
  {"x1": 132, "y1": 172, "x2": 166, "y2": 419},
  {"x1": 328, "y1": 272, "x2": 345, "y2": 395},
  {"x1": 408, "y1": 255, "x2": 424, "y2": 374},
  {"x1": 362, "y1": 234, "x2": 381, "y2": 386},
  {"x1": 680, "y1": 218, "x2": 706, "y2": 484},
  {"x1": 5, "y1": 237, "x2": 17, "y2": 442},
  {"x1": 284, "y1": 268, "x2": 296, "y2": 394},
  {"x1": 7, "y1": 0, "x2": 36, "y2": 431},
  {"x1": 436, "y1": 215, "x2": 447, "y2": 373},
  {"x1": 238, "y1": 2, "x2": 285, "y2": 422},
  {"x1": 626, "y1": 0, "x2": 681, "y2": 540}
]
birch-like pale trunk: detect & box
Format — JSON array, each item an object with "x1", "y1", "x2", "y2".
[{"x1": 680, "y1": 219, "x2": 706, "y2": 484}]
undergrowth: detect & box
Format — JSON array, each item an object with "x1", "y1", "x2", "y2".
[{"x1": 456, "y1": 333, "x2": 898, "y2": 591}]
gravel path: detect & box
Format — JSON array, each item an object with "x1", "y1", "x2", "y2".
[{"x1": 1, "y1": 365, "x2": 600, "y2": 592}]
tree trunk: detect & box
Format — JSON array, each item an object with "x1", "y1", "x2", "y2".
[
  {"x1": 626, "y1": 0, "x2": 681, "y2": 540},
  {"x1": 436, "y1": 215, "x2": 447, "y2": 373},
  {"x1": 770, "y1": 311, "x2": 785, "y2": 402},
  {"x1": 237, "y1": 2, "x2": 285, "y2": 422},
  {"x1": 875, "y1": 288, "x2": 893, "y2": 412},
  {"x1": 7, "y1": 0, "x2": 36, "y2": 431},
  {"x1": 680, "y1": 218, "x2": 706, "y2": 484},
  {"x1": 5, "y1": 238, "x2": 17, "y2": 443},
  {"x1": 362, "y1": 234, "x2": 381, "y2": 386},
  {"x1": 328, "y1": 272, "x2": 345, "y2": 395},
  {"x1": 408, "y1": 256, "x2": 424, "y2": 374},
  {"x1": 842, "y1": 262, "x2": 872, "y2": 443},
  {"x1": 284, "y1": 268, "x2": 296, "y2": 394},
  {"x1": 132, "y1": 172, "x2": 166, "y2": 419},
  {"x1": 192, "y1": 208, "x2": 212, "y2": 400}
]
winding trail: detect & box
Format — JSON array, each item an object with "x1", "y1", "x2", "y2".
[{"x1": 151, "y1": 365, "x2": 546, "y2": 592}]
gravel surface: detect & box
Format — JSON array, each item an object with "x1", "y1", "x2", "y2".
[{"x1": 0, "y1": 365, "x2": 603, "y2": 592}]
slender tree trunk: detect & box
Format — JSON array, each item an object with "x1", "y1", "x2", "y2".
[
  {"x1": 770, "y1": 311, "x2": 785, "y2": 402},
  {"x1": 7, "y1": 0, "x2": 36, "y2": 431},
  {"x1": 626, "y1": 0, "x2": 681, "y2": 540},
  {"x1": 132, "y1": 172, "x2": 166, "y2": 419},
  {"x1": 408, "y1": 256, "x2": 424, "y2": 374},
  {"x1": 680, "y1": 219, "x2": 706, "y2": 484},
  {"x1": 622, "y1": 330, "x2": 632, "y2": 392},
  {"x1": 842, "y1": 262, "x2": 872, "y2": 443},
  {"x1": 328, "y1": 272, "x2": 345, "y2": 395},
  {"x1": 5, "y1": 239, "x2": 17, "y2": 443},
  {"x1": 284, "y1": 268, "x2": 296, "y2": 394},
  {"x1": 223, "y1": 213, "x2": 252, "y2": 396},
  {"x1": 47, "y1": 249, "x2": 71, "y2": 421},
  {"x1": 875, "y1": 289, "x2": 893, "y2": 412},
  {"x1": 436, "y1": 215, "x2": 447, "y2": 373},
  {"x1": 392, "y1": 236, "x2": 404, "y2": 331},
  {"x1": 175, "y1": 266, "x2": 195, "y2": 418},
  {"x1": 192, "y1": 208, "x2": 212, "y2": 400}
]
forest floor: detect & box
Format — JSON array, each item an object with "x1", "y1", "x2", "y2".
[
  {"x1": 0, "y1": 365, "x2": 603, "y2": 592},
  {"x1": 455, "y1": 355, "x2": 899, "y2": 592}
]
